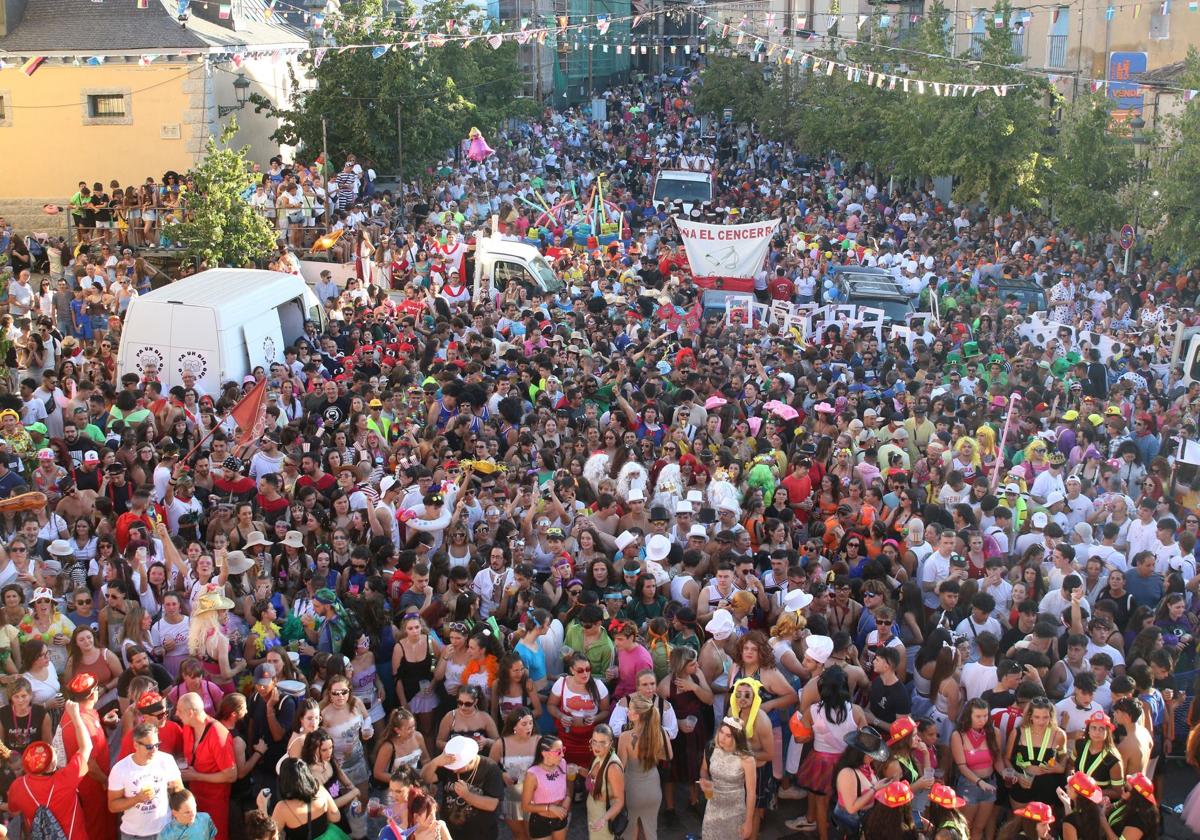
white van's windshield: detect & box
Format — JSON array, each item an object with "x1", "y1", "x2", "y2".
[
  {"x1": 530, "y1": 255, "x2": 564, "y2": 293},
  {"x1": 654, "y1": 177, "x2": 712, "y2": 204}
]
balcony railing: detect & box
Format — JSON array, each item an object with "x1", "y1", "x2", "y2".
[{"x1": 1047, "y1": 34, "x2": 1068, "y2": 68}]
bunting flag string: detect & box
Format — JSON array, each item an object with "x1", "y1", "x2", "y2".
[{"x1": 4, "y1": 0, "x2": 1199, "y2": 100}]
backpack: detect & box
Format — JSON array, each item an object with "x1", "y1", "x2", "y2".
[{"x1": 20, "y1": 778, "x2": 72, "y2": 840}]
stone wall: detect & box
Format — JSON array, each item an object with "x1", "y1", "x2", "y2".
[{"x1": 0, "y1": 199, "x2": 69, "y2": 238}]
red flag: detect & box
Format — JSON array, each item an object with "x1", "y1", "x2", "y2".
[
  {"x1": 230, "y1": 378, "x2": 269, "y2": 446},
  {"x1": 684, "y1": 298, "x2": 703, "y2": 332}
]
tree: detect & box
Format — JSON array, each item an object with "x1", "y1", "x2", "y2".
[
  {"x1": 1149, "y1": 47, "x2": 1200, "y2": 264},
  {"x1": 1045, "y1": 94, "x2": 1135, "y2": 237},
  {"x1": 694, "y1": 50, "x2": 779, "y2": 127},
  {"x1": 259, "y1": 0, "x2": 535, "y2": 177},
  {"x1": 173, "y1": 119, "x2": 278, "y2": 268}
]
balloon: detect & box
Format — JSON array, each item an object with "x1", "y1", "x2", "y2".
[{"x1": 823, "y1": 279, "x2": 833, "y2": 290}]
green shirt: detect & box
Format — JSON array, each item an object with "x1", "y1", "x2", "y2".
[{"x1": 563, "y1": 621, "x2": 614, "y2": 675}]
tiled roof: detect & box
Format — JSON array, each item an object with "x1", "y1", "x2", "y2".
[{"x1": 0, "y1": 0, "x2": 209, "y2": 53}]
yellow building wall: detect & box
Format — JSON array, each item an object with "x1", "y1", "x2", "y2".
[{"x1": 0, "y1": 61, "x2": 209, "y2": 199}]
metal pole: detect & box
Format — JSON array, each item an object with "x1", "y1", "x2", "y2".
[
  {"x1": 396, "y1": 102, "x2": 404, "y2": 179},
  {"x1": 321, "y1": 117, "x2": 331, "y2": 231},
  {"x1": 1125, "y1": 162, "x2": 1142, "y2": 275},
  {"x1": 587, "y1": 0, "x2": 594, "y2": 99}
]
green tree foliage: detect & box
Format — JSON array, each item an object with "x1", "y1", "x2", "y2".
[
  {"x1": 1149, "y1": 47, "x2": 1200, "y2": 264},
  {"x1": 694, "y1": 51, "x2": 779, "y2": 127},
  {"x1": 173, "y1": 120, "x2": 279, "y2": 268},
  {"x1": 697, "y1": 3, "x2": 1053, "y2": 209},
  {"x1": 1045, "y1": 94, "x2": 1135, "y2": 237},
  {"x1": 260, "y1": 0, "x2": 535, "y2": 177}
]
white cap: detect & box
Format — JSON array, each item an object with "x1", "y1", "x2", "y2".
[
  {"x1": 1031, "y1": 511, "x2": 1049, "y2": 529},
  {"x1": 1046, "y1": 491, "x2": 1066, "y2": 507},
  {"x1": 442, "y1": 735, "x2": 480, "y2": 771},
  {"x1": 783, "y1": 589, "x2": 814, "y2": 612},
  {"x1": 688, "y1": 524, "x2": 709, "y2": 539},
  {"x1": 675, "y1": 500, "x2": 694, "y2": 515},
  {"x1": 1003, "y1": 483, "x2": 1021, "y2": 494},
  {"x1": 805, "y1": 634, "x2": 834, "y2": 664},
  {"x1": 615, "y1": 531, "x2": 637, "y2": 552},
  {"x1": 645, "y1": 534, "x2": 672, "y2": 563},
  {"x1": 1066, "y1": 474, "x2": 1082, "y2": 485},
  {"x1": 380, "y1": 476, "x2": 399, "y2": 495},
  {"x1": 705, "y1": 609, "x2": 736, "y2": 640},
  {"x1": 627, "y1": 488, "x2": 646, "y2": 503},
  {"x1": 686, "y1": 490, "x2": 704, "y2": 504}
]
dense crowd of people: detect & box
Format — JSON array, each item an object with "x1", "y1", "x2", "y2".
[{"x1": 1, "y1": 67, "x2": 1200, "y2": 840}]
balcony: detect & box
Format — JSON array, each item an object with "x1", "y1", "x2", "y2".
[{"x1": 1047, "y1": 34, "x2": 1068, "y2": 68}]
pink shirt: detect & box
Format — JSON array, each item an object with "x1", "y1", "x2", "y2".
[
  {"x1": 527, "y1": 761, "x2": 568, "y2": 804},
  {"x1": 614, "y1": 644, "x2": 653, "y2": 700}
]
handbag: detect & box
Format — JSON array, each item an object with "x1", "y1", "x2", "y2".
[{"x1": 601, "y1": 755, "x2": 629, "y2": 838}]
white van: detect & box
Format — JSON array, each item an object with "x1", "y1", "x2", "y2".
[
  {"x1": 653, "y1": 169, "x2": 714, "y2": 215},
  {"x1": 472, "y1": 219, "x2": 563, "y2": 305},
  {"x1": 118, "y1": 269, "x2": 325, "y2": 393}
]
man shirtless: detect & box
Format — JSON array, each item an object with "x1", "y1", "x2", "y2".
[{"x1": 1113, "y1": 697, "x2": 1152, "y2": 776}]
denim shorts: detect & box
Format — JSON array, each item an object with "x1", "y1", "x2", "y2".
[{"x1": 955, "y1": 773, "x2": 995, "y2": 806}]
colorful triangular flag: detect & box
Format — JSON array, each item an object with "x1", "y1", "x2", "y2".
[{"x1": 21, "y1": 56, "x2": 45, "y2": 76}]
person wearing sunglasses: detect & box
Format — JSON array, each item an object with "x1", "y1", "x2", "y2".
[
  {"x1": 108, "y1": 719, "x2": 185, "y2": 839},
  {"x1": 548, "y1": 652, "x2": 611, "y2": 774}
]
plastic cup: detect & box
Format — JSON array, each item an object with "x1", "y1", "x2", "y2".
[
  {"x1": 567, "y1": 764, "x2": 578, "y2": 782},
  {"x1": 684, "y1": 715, "x2": 697, "y2": 728},
  {"x1": 367, "y1": 798, "x2": 383, "y2": 817}
]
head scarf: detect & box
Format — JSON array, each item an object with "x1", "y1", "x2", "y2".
[{"x1": 729, "y1": 676, "x2": 764, "y2": 733}]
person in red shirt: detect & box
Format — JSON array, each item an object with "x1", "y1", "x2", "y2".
[
  {"x1": 60, "y1": 673, "x2": 119, "y2": 840},
  {"x1": 768, "y1": 267, "x2": 795, "y2": 302},
  {"x1": 780, "y1": 455, "x2": 814, "y2": 523},
  {"x1": 178, "y1": 691, "x2": 238, "y2": 840},
  {"x1": 8, "y1": 701, "x2": 91, "y2": 840},
  {"x1": 116, "y1": 692, "x2": 184, "y2": 762},
  {"x1": 114, "y1": 486, "x2": 167, "y2": 552}
]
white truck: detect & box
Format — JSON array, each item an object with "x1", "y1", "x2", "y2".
[
  {"x1": 471, "y1": 217, "x2": 563, "y2": 306},
  {"x1": 118, "y1": 269, "x2": 325, "y2": 393},
  {"x1": 652, "y1": 169, "x2": 714, "y2": 216}
]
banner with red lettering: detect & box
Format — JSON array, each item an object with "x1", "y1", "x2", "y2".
[{"x1": 673, "y1": 218, "x2": 781, "y2": 279}]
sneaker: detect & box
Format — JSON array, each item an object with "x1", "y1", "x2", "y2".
[
  {"x1": 778, "y1": 786, "x2": 808, "y2": 800},
  {"x1": 785, "y1": 816, "x2": 818, "y2": 831}
]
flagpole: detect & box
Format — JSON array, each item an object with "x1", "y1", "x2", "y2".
[{"x1": 991, "y1": 393, "x2": 1022, "y2": 492}]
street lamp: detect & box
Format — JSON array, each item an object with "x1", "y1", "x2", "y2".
[
  {"x1": 1126, "y1": 115, "x2": 1149, "y2": 274},
  {"x1": 219, "y1": 72, "x2": 251, "y2": 117}
]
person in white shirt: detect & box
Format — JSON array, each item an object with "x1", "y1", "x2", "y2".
[
  {"x1": 471, "y1": 545, "x2": 513, "y2": 619},
  {"x1": 955, "y1": 594, "x2": 1003, "y2": 663},
  {"x1": 960, "y1": 631, "x2": 1000, "y2": 701},
  {"x1": 1039, "y1": 572, "x2": 1084, "y2": 620},
  {"x1": 107, "y1": 720, "x2": 185, "y2": 838},
  {"x1": 1062, "y1": 476, "x2": 1095, "y2": 528},
  {"x1": 1153, "y1": 517, "x2": 1194, "y2": 578},
  {"x1": 980, "y1": 559, "x2": 1013, "y2": 622},
  {"x1": 1054, "y1": 675, "x2": 1101, "y2": 743},
  {"x1": 1084, "y1": 618, "x2": 1126, "y2": 675},
  {"x1": 920, "y1": 529, "x2": 958, "y2": 610},
  {"x1": 1125, "y1": 500, "x2": 1159, "y2": 560},
  {"x1": 1030, "y1": 456, "x2": 1066, "y2": 504}
]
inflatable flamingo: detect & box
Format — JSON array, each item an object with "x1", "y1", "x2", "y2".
[{"x1": 467, "y1": 127, "x2": 494, "y2": 162}]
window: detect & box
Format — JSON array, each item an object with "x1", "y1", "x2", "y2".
[
  {"x1": 1150, "y1": 11, "x2": 1169, "y2": 40},
  {"x1": 1047, "y1": 7, "x2": 1070, "y2": 68},
  {"x1": 969, "y1": 10, "x2": 988, "y2": 58},
  {"x1": 0, "y1": 95, "x2": 5, "y2": 119},
  {"x1": 87, "y1": 94, "x2": 125, "y2": 118},
  {"x1": 1010, "y1": 10, "x2": 1028, "y2": 57},
  {"x1": 82, "y1": 89, "x2": 132, "y2": 125},
  {"x1": 0, "y1": 92, "x2": 10, "y2": 128}
]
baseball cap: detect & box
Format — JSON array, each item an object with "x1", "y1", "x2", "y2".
[
  {"x1": 83, "y1": 450, "x2": 100, "y2": 464},
  {"x1": 254, "y1": 663, "x2": 278, "y2": 686},
  {"x1": 443, "y1": 735, "x2": 480, "y2": 771}
]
